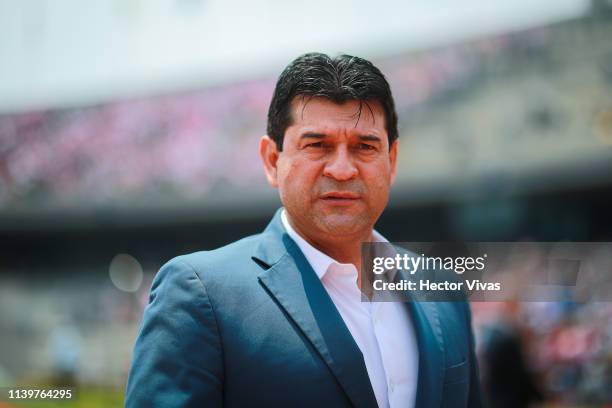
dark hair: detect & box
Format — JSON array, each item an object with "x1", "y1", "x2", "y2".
[{"x1": 266, "y1": 52, "x2": 399, "y2": 151}]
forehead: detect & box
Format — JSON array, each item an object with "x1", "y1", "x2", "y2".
[{"x1": 288, "y1": 97, "x2": 387, "y2": 136}]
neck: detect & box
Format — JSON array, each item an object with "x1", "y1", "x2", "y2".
[{"x1": 285, "y1": 213, "x2": 374, "y2": 286}]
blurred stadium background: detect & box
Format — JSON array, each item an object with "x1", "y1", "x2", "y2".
[{"x1": 1, "y1": 0, "x2": 612, "y2": 406}]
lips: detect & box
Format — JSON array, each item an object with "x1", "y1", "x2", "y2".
[{"x1": 320, "y1": 192, "x2": 361, "y2": 200}]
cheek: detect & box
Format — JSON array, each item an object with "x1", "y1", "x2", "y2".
[
  {"x1": 278, "y1": 160, "x2": 299, "y2": 187},
  {"x1": 363, "y1": 165, "x2": 392, "y2": 202},
  {"x1": 286, "y1": 159, "x2": 319, "y2": 182},
  {"x1": 277, "y1": 159, "x2": 318, "y2": 198}
]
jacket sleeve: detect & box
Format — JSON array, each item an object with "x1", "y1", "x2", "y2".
[{"x1": 125, "y1": 257, "x2": 223, "y2": 408}]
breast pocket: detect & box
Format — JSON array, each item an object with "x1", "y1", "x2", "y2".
[
  {"x1": 444, "y1": 360, "x2": 468, "y2": 385},
  {"x1": 441, "y1": 361, "x2": 470, "y2": 408}
]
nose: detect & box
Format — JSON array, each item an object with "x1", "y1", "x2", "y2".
[{"x1": 323, "y1": 146, "x2": 358, "y2": 181}]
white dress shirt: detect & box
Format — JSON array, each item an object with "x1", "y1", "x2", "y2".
[{"x1": 281, "y1": 210, "x2": 419, "y2": 408}]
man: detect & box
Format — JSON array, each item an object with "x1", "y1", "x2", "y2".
[{"x1": 125, "y1": 53, "x2": 483, "y2": 407}]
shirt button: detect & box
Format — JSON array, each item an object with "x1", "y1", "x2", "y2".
[{"x1": 389, "y1": 379, "x2": 395, "y2": 392}]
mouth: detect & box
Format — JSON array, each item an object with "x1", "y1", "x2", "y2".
[{"x1": 320, "y1": 192, "x2": 361, "y2": 205}]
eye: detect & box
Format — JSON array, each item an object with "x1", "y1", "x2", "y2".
[
  {"x1": 358, "y1": 143, "x2": 376, "y2": 151},
  {"x1": 305, "y1": 142, "x2": 323, "y2": 148}
]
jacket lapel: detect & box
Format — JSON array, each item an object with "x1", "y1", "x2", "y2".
[
  {"x1": 407, "y1": 301, "x2": 445, "y2": 408},
  {"x1": 395, "y1": 268, "x2": 445, "y2": 408},
  {"x1": 253, "y1": 210, "x2": 378, "y2": 408}
]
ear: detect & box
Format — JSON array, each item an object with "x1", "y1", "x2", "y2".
[
  {"x1": 259, "y1": 135, "x2": 280, "y2": 188},
  {"x1": 389, "y1": 139, "x2": 398, "y2": 185}
]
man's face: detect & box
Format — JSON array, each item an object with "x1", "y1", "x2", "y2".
[{"x1": 261, "y1": 97, "x2": 397, "y2": 240}]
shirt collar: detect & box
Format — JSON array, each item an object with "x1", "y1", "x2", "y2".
[{"x1": 280, "y1": 208, "x2": 388, "y2": 280}]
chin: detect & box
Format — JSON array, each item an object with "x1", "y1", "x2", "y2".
[{"x1": 317, "y1": 214, "x2": 370, "y2": 236}]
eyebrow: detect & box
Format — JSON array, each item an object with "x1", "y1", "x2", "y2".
[
  {"x1": 299, "y1": 132, "x2": 382, "y2": 142},
  {"x1": 300, "y1": 132, "x2": 326, "y2": 140},
  {"x1": 359, "y1": 135, "x2": 382, "y2": 143}
]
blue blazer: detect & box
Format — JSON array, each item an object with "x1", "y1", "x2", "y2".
[{"x1": 126, "y1": 209, "x2": 483, "y2": 407}]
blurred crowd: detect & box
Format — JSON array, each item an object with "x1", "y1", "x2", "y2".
[
  {"x1": 1, "y1": 15, "x2": 610, "y2": 210},
  {"x1": 474, "y1": 301, "x2": 612, "y2": 406}
]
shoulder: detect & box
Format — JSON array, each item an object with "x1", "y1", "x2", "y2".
[
  {"x1": 171, "y1": 232, "x2": 263, "y2": 271},
  {"x1": 151, "y1": 232, "x2": 270, "y2": 296}
]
